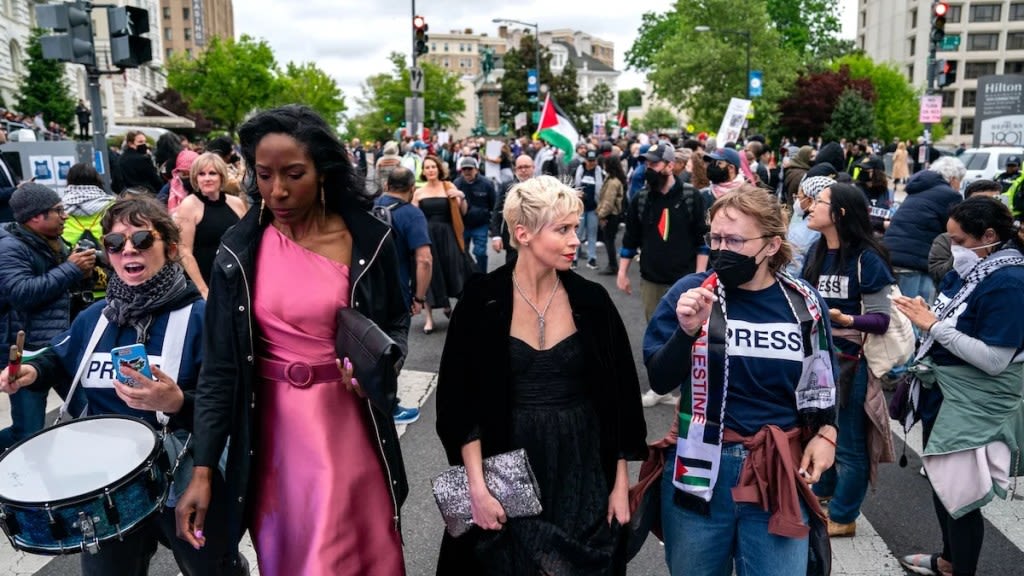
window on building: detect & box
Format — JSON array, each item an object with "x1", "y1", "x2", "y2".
[
  {"x1": 969, "y1": 4, "x2": 1002, "y2": 22},
  {"x1": 1009, "y1": 32, "x2": 1024, "y2": 50},
  {"x1": 909, "y1": 37, "x2": 916, "y2": 56},
  {"x1": 960, "y1": 117, "x2": 974, "y2": 135},
  {"x1": 907, "y1": 63, "x2": 914, "y2": 81},
  {"x1": 962, "y1": 89, "x2": 977, "y2": 107},
  {"x1": 184, "y1": 28, "x2": 192, "y2": 41},
  {"x1": 9, "y1": 40, "x2": 21, "y2": 76},
  {"x1": 1012, "y1": 3, "x2": 1024, "y2": 20},
  {"x1": 964, "y1": 61, "x2": 997, "y2": 78},
  {"x1": 948, "y1": 5, "x2": 963, "y2": 23},
  {"x1": 967, "y1": 33, "x2": 999, "y2": 51},
  {"x1": 431, "y1": 43, "x2": 436, "y2": 52},
  {"x1": 162, "y1": 6, "x2": 170, "y2": 19},
  {"x1": 443, "y1": 43, "x2": 448, "y2": 52},
  {"x1": 941, "y1": 90, "x2": 956, "y2": 107},
  {"x1": 442, "y1": 58, "x2": 449, "y2": 68},
  {"x1": 184, "y1": 7, "x2": 191, "y2": 19},
  {"x1": 166, "y1": 48, "x2": 173, "y2": 60},
  {"x1": 910, "y1": 8, "x2": 918, "y2": 28},
  {"x1": 1006, "y1": 60, "x2": 1024, "y2": 73}
]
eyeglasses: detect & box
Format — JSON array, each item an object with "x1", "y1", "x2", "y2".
[
  {"x1": 707, "y1": 234, "x2": 772, "y2": 251},
  {"x1": 47, "y1": 206, "x2": 67, "y2": 216},
  {"x1": 102, "y1": 229, "x2": 162, "y2": 254},
  {"x1": 812, "y1": 198, "x2": 832, "y2": 207}
]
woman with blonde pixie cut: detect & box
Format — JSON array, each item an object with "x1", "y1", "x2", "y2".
[
  {"x1": 436, "y1": 175, "x2": 647, "y2": 575},
  {"x1": 173, "y1": 152, "x2": 247, "y2": 299}
]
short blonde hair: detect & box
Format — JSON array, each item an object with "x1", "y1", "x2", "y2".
[
  {"x1": 190, "y1": 152, "x2": 229, "y2": 192},
  {"x1": 708, "y1": 185, "x2": 792, "y2": 272},
  {"x1": 503, "y1": 175, "x2": 583, "y2": 249}
]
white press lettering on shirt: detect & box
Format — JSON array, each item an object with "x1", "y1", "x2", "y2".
[
  {"x1": 816, "y1": 274, "x2": 850, "y2": 300},
  {"x1": 579, "y1": 175, "x2": 596, "y2": 187},
  {"x1": 82, "y1": 353, "x2": 164, "y2": 388},
  {"x1": 725, "y1": 320, "x2": 803, "y2": 361},
  {"x1": 869, "y1": 205, "x2": 891, "y2": 220}
]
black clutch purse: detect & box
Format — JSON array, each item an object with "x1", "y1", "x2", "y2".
[
  {"x1": 334, "y1": 307, "x2": 403, "y2": 414},
  {"x1": 431, "y1": 448, "x2": 543, "y2": 537}
]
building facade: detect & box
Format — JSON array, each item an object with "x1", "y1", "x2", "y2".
[
  {"x1": 420, "y1": 28, "x2": 506, "y2": 78},
  {"x1": 858, "y1": 0, "x2": 1024, "y2": 144},
  {"x1": 159, "y1": 0, "x2": 233, "y2": 62}
]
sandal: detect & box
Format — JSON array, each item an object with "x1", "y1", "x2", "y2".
[{"x1": 898, "y1": 553, "x2": 951, "y2": 576}]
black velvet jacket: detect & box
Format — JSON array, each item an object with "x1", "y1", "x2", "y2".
[{"x1": 435, "y1": 263, "x2": 648, "y2": 489}]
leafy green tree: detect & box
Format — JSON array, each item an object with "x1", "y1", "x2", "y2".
[
  {"x1": 585, "y1": 81, "x2": 616, "y2": 116},
  {"x1": 823, "y1": 89, "x2": 876, "y2": 142},
  {"x1": 499, "y1": 36, "x2": 555, "y2": 132},
  {"x1": 271, "y1": 62, "x2": 347, "y2": 129},
  {"x1": 16, "y1": 29, "x2": 76, "y2": 129},
  {"x1": 355, "y1": 53, "x2": 465, "y2": 143},
  {"x1": 633, "y1": 106, "x2": 680, "y2": 132},
  {"x1": 833, "y1": 54, "x2": 940, "y2": 142},
  {"x1": 167, "y1": 35, "x2": 278, "y2": 137},
  {"x1": 764, "y1": 0, "x2": 842, "y2": 57},
  {"x1": 551, "y1": 60, "x2": 586, "y2": 132},
  {"x1": 618, "y1": 88, "x2": 643, "y2": 110}
]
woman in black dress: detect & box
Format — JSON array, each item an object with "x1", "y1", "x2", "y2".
[
  {"x1": 413, "y1": 155, "x2": 467, "y2": 333},
  {"x1": 435, "y1": 175, "x2": 647, "y2": 575},
  {"x1": 173, "y1": 152, "x2": 247, "y2": 299}
]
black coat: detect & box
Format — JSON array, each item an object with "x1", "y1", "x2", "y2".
[
  {"x1": 435, "y1": 263, "x2": 647, "y2": 571},
  {"x1": 884, "y1": 170, "x2": 962, "y2": 272},
  {"x1": 117, "y1": 148, "x2": 163, "y2": 194},
  {"x1": 191, "y1": 205, "x2": 411, "y2": 547}
]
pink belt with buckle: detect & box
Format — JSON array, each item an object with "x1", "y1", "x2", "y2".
[{"x1": 259, "y1": 358, "x2": 340, "y2": 388}]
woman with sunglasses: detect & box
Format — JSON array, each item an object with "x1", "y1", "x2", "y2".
[
  {"x1": 802, "y1": 182, "x2": 896, "y2": 538},
  {"x1": 176, "y1": 105, "x2": 409, "y2": 576},
  {"x1": 173, "y1": 152, "x2": 247, "y2": 300},
  {"x1": 0, "y1": 195, "x2": 241, "y2": 575}
]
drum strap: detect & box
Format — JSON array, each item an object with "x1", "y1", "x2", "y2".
[{"x1": 58, "y1": 304, "x2": 194, "y2": 425}]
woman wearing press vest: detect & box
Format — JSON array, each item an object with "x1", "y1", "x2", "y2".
[
  {"x1": 644, "y1": 186, "x2": 838, "y2": 576},
  {"x1": 801, "y1": 182, "x2": 896, "y2": 538}
]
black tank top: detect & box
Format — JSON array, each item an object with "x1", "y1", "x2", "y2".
[{"x1": 194, "y1": 193, "x2": 240, "y2": 284}]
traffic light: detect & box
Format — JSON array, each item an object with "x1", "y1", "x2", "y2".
[
  {"x1": 931, "y1": 2, "x2": 949, "y2": 46},
  {"x1": 937, "y1": 59, "x2": 958, "y2": 88},
  {"x1": 35, "y1": 2, "x2": 95, "y2": 66},
  {"x1": 108, "y1": 6, "x2": 152, "y2": 68},
  {"x1": 413, "y1": 15, "x2": 429, "y2": 56}
]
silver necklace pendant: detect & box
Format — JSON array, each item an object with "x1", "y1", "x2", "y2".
[{"x1": 512, "y1": 271, "x2": 560, "y2": 349}]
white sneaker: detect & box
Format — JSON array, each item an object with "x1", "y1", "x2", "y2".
[{"x1": 641, "y1": 389, "x2": 679, "y2": 408}]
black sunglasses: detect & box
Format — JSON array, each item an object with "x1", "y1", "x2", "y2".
[{"x1": 102, "y1": 230, "x2": 162, "y2": 254}]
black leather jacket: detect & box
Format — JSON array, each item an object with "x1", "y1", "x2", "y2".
[{"x1": 192, "y1": 206, "x2": 410, "y2": 546}]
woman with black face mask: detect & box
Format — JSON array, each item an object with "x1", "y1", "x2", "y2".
[
  {"x1": 853, "y1": 156, "x2": 893, "y2": 236},
  {"x1": 802, "y1": 182, "x2": 897, "y2": 539},
  {"x1": 644, "y1": 185, "x2": 839, "y2": 576}
]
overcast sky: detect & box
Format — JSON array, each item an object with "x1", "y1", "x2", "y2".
[{"x1": 234, "y1": 0, "x2": 857, "y2": 112}]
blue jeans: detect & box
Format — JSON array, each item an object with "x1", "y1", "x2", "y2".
[
  {"x1": 896, "y1": 270, "x2": 936, "y2": 309},
  {"x1": 576, "y1": 210, "x2": 598, "y2": 262},
  {"x1": 661, "y1": 444, "x2": 809, "y2": 576},
  {"x1": 464, "y1": 225, "x2": 488, "y2": 273},
  {"x1": 0, "y1": 387, "x2": 48, "y2": 451},
  {"x1": 813, "y1": 358, "x2": 869, "y2": 524}
]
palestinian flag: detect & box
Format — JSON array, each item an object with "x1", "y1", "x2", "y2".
[{"x1": 538, "y1": 94, "x2": 579, "y2": 164}]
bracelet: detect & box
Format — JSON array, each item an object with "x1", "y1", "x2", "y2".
[
  {"x1": 412, "y1": 296, "x2": 426, "y2": 305},
  {"x1": 816, "y1": 433, "x2": 837, "y2": 448}
]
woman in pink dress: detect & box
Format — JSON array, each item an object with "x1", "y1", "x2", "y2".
[{"x1": 177, "y1": 105, "x2": 410, "y2": 575}]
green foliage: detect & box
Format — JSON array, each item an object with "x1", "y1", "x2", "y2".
[
  {"x1": 823, "y1": 89, "x2": 876, "y2": 142},
  {"x1": 166, "y1": 35, "x2": 278, "y2": 137},
  {"x1": 551, "y1": 60, "x2": 586, "y2": 132},
  {"x1": 16, "y1": 29, "x2": 76, "y2": 128},
  {"x1": 354, "y1": 53, "x2": 465, "y2": 143},
  {"x1": 271, "y1": 62, "x2": 347, "y2": 128},
  {"x1": 625, "y1": 11, "x2": 679, "y2": 72},
  {"x1": 633, "y1": 106, "x2": 680, "y2": 132},
  {"x1": 585, "y1": 81, "x2": 616, "y2": 116},
  {"x1": 764, "y1": 0, "x2": 842, "y2": 57},
  {"x1": 499, "y1": 36, "x2": 556, "y2": 131},
  {"x1": 618, "y1": 88, "x2": 643, "y2": 110},
  {"x1": 832, "y1": 54, "x2": 936, "y2": 142}
]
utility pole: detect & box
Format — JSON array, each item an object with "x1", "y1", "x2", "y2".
[{"x1": 924, "y1": 1, "x2": 950, "y2": 164}]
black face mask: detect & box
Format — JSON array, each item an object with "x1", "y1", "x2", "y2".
[
  {"x1": 857, "y1": 169, "x2": 871, "y2": 183},
  {"x1": 710, "y1": 245, "x2": 767, "y2": 288},
  {"x1": 707, "y1": 163, "x2": 731, "y2": 184},
  {"x1": 180, "y1": 176, "x2": 195, "y2": 195},
  {"x1": 645, "y1": 167, "x2": 667, "y2": 191},
  {"x1": 136, "y1": 144, "x2": 148, "y2": 155}
]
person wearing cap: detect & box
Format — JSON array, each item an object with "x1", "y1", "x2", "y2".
[
  {"x1": 673, "y1": 147, "x2": 692, "y2": 184},
  {"x1": 853, "y1": 155, "x2": 894, "y2": 236},
  {"x1": 627, "y1": 144, "x2": 650, "y2": 201},
  {"x1": 0, "y1": 183, "x2": 97, "y2": 450},
  {"x1": 453, "y1": 156, "x2": 497, "y2": 273},
  {"x1": 785, "y1": 175, "x2": 832, "y2": 276},
  {"x1": 994, "y1": 156, "x2": 1021, "y2": 193},
  {"x1": 572, "y1": 149, "x2": 604, "y2": 269},
  {"x1": 701, "y1": 147, "x2": 744, "y2": 210}
]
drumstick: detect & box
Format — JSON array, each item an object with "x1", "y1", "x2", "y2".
[{"x1": 8, "y1": 330, "x2": 24, "y2": 382}]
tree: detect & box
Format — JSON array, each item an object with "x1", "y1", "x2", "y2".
[
  {"x1": 833, "y1": 54, "x2": 941, "y2": 142},
  {"x1": 633, "y1": 106, "x2": 679, "y2": 132},
  {"x1": 618, "y1": 88, "x2": 643, "y2": 110},
  {"x1": 585, "y1": 81, "x2": 616, "y2": 116},
  {"x1": 823, "y1": 89, "x2": 876, "y2": 142},
  {"x1": 143, "y1": 88, "x2": 214, "y2": 135},
  {"x1": 271, "y1": 62, "x2": 347, "y2": 129},
  {"x1": 626, "y1": 0, "x2": 802, "y2": 130},
  {"x1": 551, "y1": 60, "x2": 586, "y2": 132},
  {"x1": 16, "y1": 29, "x2": 76, "y2": 129},
  {"x1": 764, "y1": 0, "x2": 842, "y2": 57},
  {"x1": 776, "y1": 66, "x2": 874, "y2": 142},
  {"x1": 166, "y1": 35, "x2": 278, "y2": 137},
  {"x1": 355, "y1": 52, "x2": 465, "y2": 143},
  {"x1": 499, "y1": 35, "x2": 555, "y2": 132}
]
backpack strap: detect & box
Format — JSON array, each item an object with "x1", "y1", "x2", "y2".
[
  {"x1": 155, "y1": 303, "x2": 193, "y2": 426},
  {"x1": 57, "y1": 314, "x2": 110, "y2": 423}
]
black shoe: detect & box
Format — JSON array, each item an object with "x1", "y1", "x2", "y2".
[
  {"x1": 570, "y1": 260, "x2": 579, "y2": 270},
  {"x1": 586, "y1": 258, "x2": 598, "y2": 270},
  {"x1": 598, "y1": 266, "x2": 618, "y2": 275}
]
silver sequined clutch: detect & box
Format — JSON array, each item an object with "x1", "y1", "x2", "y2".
[{"x1": 431, "y1": 448, "x2": 543, "y2": 537}]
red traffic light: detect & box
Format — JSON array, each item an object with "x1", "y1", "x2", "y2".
[
  {"x1": 413, "y1": 15, "x2": 426, "y2": 30},
  {"x1": 934, "y1": 2, "x2": 948, "y2": 17}
]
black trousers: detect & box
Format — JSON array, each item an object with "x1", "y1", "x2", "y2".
[{"x1": 600, "y1": 215, "x2": 620, "y2": 270}]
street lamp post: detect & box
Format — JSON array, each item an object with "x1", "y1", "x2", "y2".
[
  {"x1": 493, "y1": 17, "x2": 542, "y2": 127},
  {"x1": 695, "y1": 26, "x2": 751, "y2": 99}
]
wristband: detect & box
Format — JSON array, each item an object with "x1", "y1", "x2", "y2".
[
  {"x1": 412, "y1": 296, "x2": 426, "y2": 305},
  {"x1": 816, "y1": 433, "x2": 837, "y2": 448}
]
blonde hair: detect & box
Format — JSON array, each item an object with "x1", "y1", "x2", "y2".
[
  {"x1": 190, "y1": 152, "x2": 229, "y2": 192},
  {"x1": 503, "y1": 175, "x2": 583, "y2": 249},
  {"x1": 708, "y1": 185, "x2": 793, "y2": 272}
]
